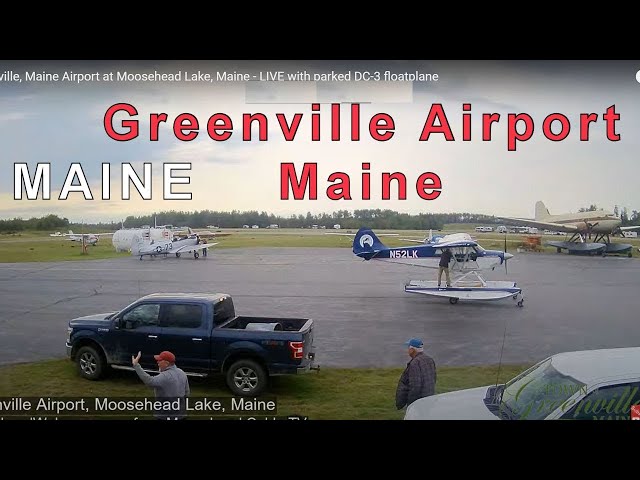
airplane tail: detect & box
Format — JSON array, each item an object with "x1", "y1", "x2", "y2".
[
  {"x1": 535, "y1": 201, "x2": 551, "y2": 220},
  {"x1": 68, "y1": 230, "x2": 74, "y2": 234},
  {"x1": 353, "y1": 227, "x2": 387, "y2": 259}
]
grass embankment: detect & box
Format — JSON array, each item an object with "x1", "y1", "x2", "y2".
[{"x1": 0, "y1": 359, "x2": 529, "y2": 419}]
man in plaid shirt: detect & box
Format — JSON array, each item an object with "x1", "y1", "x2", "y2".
[{"x1": 396, "y1": 338, "x2": 437, "y2": 410}]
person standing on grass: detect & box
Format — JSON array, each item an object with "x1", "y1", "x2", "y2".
[{"x1": 395, "y1": 338, "x2": 437, "y2": 410}]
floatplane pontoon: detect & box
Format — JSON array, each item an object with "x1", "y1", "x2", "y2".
[{"x1": 404, "y1": 270, "x2": 524, "y2": 306}]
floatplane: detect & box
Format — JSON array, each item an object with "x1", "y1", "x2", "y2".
[{"x1": 352, "y1": 227, "x2": 524, "y2": 306}]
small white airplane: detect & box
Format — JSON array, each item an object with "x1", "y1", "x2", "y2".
[
  {"x1": 63, "y1": 230, "x2": 112, "y2": 245},
  {"x1": 131, "y1": 234, "x2": 218, "y2": 260}
]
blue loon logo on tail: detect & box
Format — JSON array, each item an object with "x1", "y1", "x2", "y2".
[
  {"x1": 353, "y1": 228, "x2": 387, "y2": 260},
  {"x1": 359, "y1": 234, "x2": 374, "y2": 248}
]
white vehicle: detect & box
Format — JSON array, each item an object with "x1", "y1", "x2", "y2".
[
  {"x1": 404, "y1": 347, "x2": 640, "y2": 420},
  {"x1": 622, "y1": 231, "x2": 637, "y2": 238},
  {"x1": 334, "y1": 224, "x2": 341, "y2": 229},
  {"x1": 474, "y1": 226, "x2": 493, "y2": 232}
]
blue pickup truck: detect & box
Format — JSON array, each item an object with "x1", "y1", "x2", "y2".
[{"x1": 66, "y1": 293, "x2": 317, "y2": 396}]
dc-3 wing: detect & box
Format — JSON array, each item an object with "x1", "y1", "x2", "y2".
[
  {"x1": 173, "y1": 242, "x2": 219, "y2": 253},
  {"x1": 499, "y1": 217, "x2": 579, "y2": 232},
  {"x1": 620, "y1": 225, "x2": 640, "y2": 231}
]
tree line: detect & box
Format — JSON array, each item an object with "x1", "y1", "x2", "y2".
[{"x1": 1, "y1": 207, "x2": 639, "y2": 233}]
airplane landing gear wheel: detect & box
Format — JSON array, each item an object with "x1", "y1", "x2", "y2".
[
  {"x1": 449, "y1": 297, "x2": 459, "y2": 305},
  {"x1": 175, "y1": 252, "x2": 181, "y2": 258},
  {"x1": 194, "y1": 251, "x2": 199, "y2": 259},
  {"x1": 517, "y1": 300, "x2": 524, "y2": 308}
]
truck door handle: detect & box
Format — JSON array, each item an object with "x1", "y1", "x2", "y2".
[
  {"x1": 148, "y1": 335, "x2": 158, "y2": 339},
  {"x1": 192, "y1": 338, "x2": 203, "y2": 341}
]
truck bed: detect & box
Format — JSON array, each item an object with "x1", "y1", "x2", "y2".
[{"x1": 220, "y1": 315, "x2": 312, "y2": 332}]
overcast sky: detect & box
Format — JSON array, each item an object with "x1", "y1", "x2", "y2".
[{"x1": 1, "y1": 59, "x2": 638, "y2": 222}]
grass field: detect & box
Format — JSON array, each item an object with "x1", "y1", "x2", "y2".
[
  {"x1": 0, "y1": 359, "x2": 529, "y2": 420},
  {"x1": 1, "y1": 226, "x2": 638, "y2": 262}
]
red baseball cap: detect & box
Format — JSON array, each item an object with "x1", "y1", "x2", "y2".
[{"x1": 154, "y1": 351, "x2": 176, "y2": 363}]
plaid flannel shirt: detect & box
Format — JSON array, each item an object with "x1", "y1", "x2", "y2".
[{"x1": 395, "y1": 352, "x2": 437, "y2": 409}]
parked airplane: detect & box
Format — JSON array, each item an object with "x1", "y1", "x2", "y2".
[
  {"x1": 499, "y1": 201, "x2": 640, "y2": 256},
  {"x1": 352, "y1": 228, "x2": 513, "y2": 273},
  {"x1": 353, "y1": 228, "x2": 524, "y2": 305},
  {"x1": 131, "y1": 234, "x2": 218, "y2": 260},
  {"x1": 64, "y1": 230, "x2": 111, "y2": 245}
]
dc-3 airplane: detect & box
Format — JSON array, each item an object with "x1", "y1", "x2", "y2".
[
  {"x1": 500, "y1": 201, "x2": 640, "y2": 257},
  {"x1": 352, "y1": 227, "x2": 524, "y2": 306},
  {"x1": 131, "y1": 233, "x2": 218, "y2": 260}
]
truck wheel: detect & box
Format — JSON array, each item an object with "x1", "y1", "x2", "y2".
[
  {"x1": 226, "y1": 359, "x2": 267, "y2": 396},
  {"x1": 76, "y1": 345, "x2": 105, "y2": 380}
]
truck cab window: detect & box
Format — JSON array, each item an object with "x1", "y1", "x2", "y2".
[
  {"x1": 214, "y1": 297, "x2": 236, "y2": 324},
  {"x1": 162, "y1": 304, "x2": 203, "y2": 329},
  {"x1": 122, "y1": 303, "x2": 160, "y2": 329}
]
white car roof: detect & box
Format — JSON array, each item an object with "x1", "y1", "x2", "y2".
[{"x1": 549, "y1": 347, "x2": 640, "y2": 384}]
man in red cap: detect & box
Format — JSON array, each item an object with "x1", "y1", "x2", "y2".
[{"x1": 132, "y1": 350, "x2": 190, "y2": 420}]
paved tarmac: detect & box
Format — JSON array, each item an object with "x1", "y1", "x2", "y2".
[{"x1": 1, "y1": 248, "x2": 640, "y2": 369}]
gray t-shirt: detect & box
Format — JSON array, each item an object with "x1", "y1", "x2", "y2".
[{"x1": 134, "y1": 363, "x2": 190, "y2": 419}]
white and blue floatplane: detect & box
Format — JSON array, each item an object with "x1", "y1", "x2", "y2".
[{"x1": 351, "y1": 227, "x2": 525, "y2": 307}]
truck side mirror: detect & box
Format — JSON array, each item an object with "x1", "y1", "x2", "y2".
[{"x1": 113, "y1": 316, "x2": 122, "y2": 329}]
